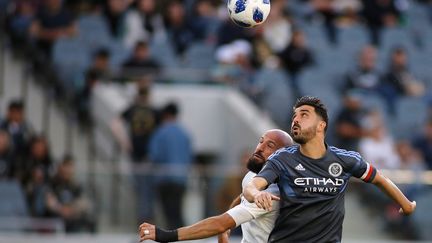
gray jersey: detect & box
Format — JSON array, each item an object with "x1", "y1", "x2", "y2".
[{"x1": 257, "y1": 145, "x2": 377, "y2": 243}]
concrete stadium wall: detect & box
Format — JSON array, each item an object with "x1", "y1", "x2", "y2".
[{"x1": 92, "y1": 83, "x2": 277, "y2": 164}]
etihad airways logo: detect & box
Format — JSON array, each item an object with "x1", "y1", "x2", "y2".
[
  {"x1": 294, "y1": 177, "x2": 344, "y2": 186},
  {"x1": 294, "y1": 177, "x2": 345, "y2": 193}
]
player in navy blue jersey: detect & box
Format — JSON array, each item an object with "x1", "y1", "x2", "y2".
[{"x1": 244, "y1": 96, "x2": 416, "y2": 243}]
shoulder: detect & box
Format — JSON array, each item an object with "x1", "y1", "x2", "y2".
[
  {"x1": 242, "y1": 171, "x2": 257, "y2": 187},
  {"x1": 268, "y1": 145, "x2": 299, "y2": 161},
  {"x1": 328, "y1": 145, "x2": 362, "y2": 163}
]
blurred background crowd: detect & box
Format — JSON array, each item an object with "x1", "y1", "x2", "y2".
[{"x1": 0, "y1": 0, "x2": 432, "y2": 241}]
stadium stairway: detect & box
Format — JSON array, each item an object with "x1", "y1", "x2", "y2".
[{"x1": 0, "y1": 47, "x2": 91, "y2": 193}]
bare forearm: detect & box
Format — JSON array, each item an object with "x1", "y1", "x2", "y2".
[
  {"x1": 373, "y1": 172, "x2": 414, "y2": 214},
  {"x1": 178, "y1": 214, "x2": 235, "y2": 240},
  {"x1": 244, "y1": 184, "x2": 260, "y2": 202}
]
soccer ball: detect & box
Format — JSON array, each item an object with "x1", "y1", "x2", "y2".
[{"x1": 227, "y1": 0, "x2": 271, "y2": 28}]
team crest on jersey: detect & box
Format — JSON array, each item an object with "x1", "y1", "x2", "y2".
[{"x1": 328, "y1": 163, "x2": 342, "y2": 177}]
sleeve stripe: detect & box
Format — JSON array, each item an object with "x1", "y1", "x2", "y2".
[
  {"x1": 363, "y1": 163, "x2": 375, "y2": 182},
  {"x1": 360, "y1": 163, "x2": 370, "y2": 180}
]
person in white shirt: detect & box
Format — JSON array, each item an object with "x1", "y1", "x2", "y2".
[{"x1": 138, "y1": 129, "x2": 293, "y2": 243}]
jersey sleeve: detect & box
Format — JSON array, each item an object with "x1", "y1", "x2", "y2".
[
  {"x1": 255, "y1": 159, "x2": 281, "y2": 185},
  {"x1": 226, "y1": 204, "x2": 255, "y2": 227},
  {"x1": 350, "y1": 155, "x2": 377, "y2": 183},
  {"x1": 226, "y1": 197, "x2": 277, "y2": 227}
]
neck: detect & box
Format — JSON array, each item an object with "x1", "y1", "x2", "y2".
[{"x1": 299, "y1": 136, "x2": 326, "y2": 159}]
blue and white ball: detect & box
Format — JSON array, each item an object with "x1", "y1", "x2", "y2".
[{"x1": 227, "y1": 0, "x2": 271, "y2": 28}]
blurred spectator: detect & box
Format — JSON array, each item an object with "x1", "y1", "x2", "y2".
[
  {"x1": 23, "y1": 135, "x2": 53, "y2": 183},
  {"x1": 262, "y1": 0, "x2": 292, "y2": 53},
  {"x1": 311, "y1": 0, "x2": 339, "y2": 45},
  {"x1": 123, "y1": 0, "x2": 166, "y2": 48},
  {"x1": 333, "y1": 0, "x2": 362, "y2": 26},
  {"x1": 380, "y1": 47, "x2": 425, "y2": 114},
  {"x1": 163, "y1": 0, "x2": 196, "y2": 55},
  {"x1": 9, "y1": 0, "x2": 38, "y2": 43},
  {"x1": 0, "y1": 100, "x2": 33, "y2": 167},
  {"x1": 111, "y1": 81, "x2": 159, "y2": 224},
  {"x1": 412, "y1": 118, "x2": 432, "y2": 169},
  {"x1": 25, "y1": 166, "x2": 51, "y2": 217},
  {"x1": 29, "y1": 0, "x2": 77, "y2": 56},
  {"x1": 343, "y1": 45, "x2": 381, "y2": 93},
  {"x1": 278, "y1": 29, "x2": 315, "y2": 97},
  {"x1": 334, "y1": 91, "x2": 370, "y2": 151},
  {"x1": 75, "y1": 70, "x2": 100, "y2": 127},
  {"x1": 396, "y1": 140, "x2": 426, "y2": 172},
  {"x1": 149, "y1": 102, "x2": 192, "y2": 229},
  {"x1": 0, "y1": 131, "x2": 14, "y2": 179},
  {"x1": 103, "y1": 0, "x2": 130, "y2": 39},
  {"x1": 359, "y1": 110, "x2": 401, "y2": 169},
  {"x1": 86, "y1": 48, "x2": 112, "y2": 80},
  {"x1": 361, "y1": 0, "x2": 401, "y2": 46},
  {"x1": 189, "y1": 0, "x2": 221, "y2": 42},
  {"x1": 212, "y1": 40, "x2": 256, "y2": 98},
  {"x1": 121, "y1": 40, "x2": 160, "y2": 78},
  {"x1": 46, "y1": 155, "x2": 95, "y2": 232},
  {"x1": 114, "y1": 81, "x2": 159, "y2": 162}
]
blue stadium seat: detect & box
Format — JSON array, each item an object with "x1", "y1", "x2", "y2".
[
  {"x1": 411, "y1": 189, "x2": 432, "y2": 240},
  {"x1": 0, "y1": 180, "x2": 28, "y2": 217},
  {"x1": 108, "y1": 40, "x2": 131, "y2": 72},
  {"x1": 303, "y1": 24, "x2": 331, "y2": 50},
  {"x1": 393, "y1": 97, "x2": 428, "y2": 139},
  {"x1": 381, "y1": 28, "x2": 416, "y2": 55},
  {"x1": 52, "y1": 37, "x2": 91, "y2": 91},
  {"x1": 254, "y1": 68, "x2": 294, "y2": 126},
  {"x1": 338, "y1": 25, "x2": 368, "y2": 51},
  {"x1": 77, "y1": 15, "x2": 111, "y2": 50},
  {"x1": 182, "y1": 42, "x2": 215, "y2": 69},
  {"x1": 150, "y1": 41, "x2": 179, "y2": 67},
  {"x1": 297, "y1": 68, "x2": 341, "y2": 115}
]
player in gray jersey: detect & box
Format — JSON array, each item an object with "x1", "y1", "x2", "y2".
[
  {"x1": 139, "y1": 129, "x2": 293, "y2": 243},
  {"x1": 244, "y1": 96, "x2": 416, "y2": 243}
]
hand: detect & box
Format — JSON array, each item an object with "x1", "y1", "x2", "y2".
[
  {"x1": 217, "y1": 230, "x2": 230, "y2": 243},
  {"x1": 254, "y1": 191, "x2": 280, "y2": 211},
  {"x1": 399, "y1": 201, "x2": 416, "y2": 215},
  {"x1": 139, "y1": 222, "x2": 156, "y2": 242}
]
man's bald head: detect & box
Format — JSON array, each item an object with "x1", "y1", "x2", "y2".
[
  {"x1": 264, "y1": 129, "x2": 293, "y2": 148},
  {"x1": 247, "y1": 129, "x2": 293, "y2": 173}
]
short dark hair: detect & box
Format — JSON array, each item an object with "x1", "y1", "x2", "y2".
[
  {"x1": 8, "y1": 99, "x2": 24, "y2": 110},
  {"x1": 135, "y1": 41, "x2": 148, "y2": 49},
  {"x1": 294, "y1": 96, "x2": 329, "y2": 132},
  {"x1": 162, "y1": 102, "x2": 179, "y2": 117},
  {"x1": 94, "y1": 48, "x2": 110, "y2": 59}
]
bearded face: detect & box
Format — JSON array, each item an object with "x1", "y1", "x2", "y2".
[
  {"x1": 247, "y1": 153, "x2": 266, "y2": 173},
  {"x1": 290, "y1": 121, "x2": 317, "y2": 144}
]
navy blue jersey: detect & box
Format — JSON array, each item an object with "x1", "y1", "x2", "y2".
[{"x1": 256, "y1": 144, "x2": 377, "y2": 243}]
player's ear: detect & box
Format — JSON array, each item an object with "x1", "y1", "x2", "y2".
[{"x1": 318, "y1": 120, "x2": 326, "y2": 132}]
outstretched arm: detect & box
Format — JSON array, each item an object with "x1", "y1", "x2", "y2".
[
  {"x1": 217, "y1": 195, "x2": 242, "y2": 243},
  {"x1": 372, "y1": 170, "x2": 416, "y2": 215},
  {"x1": 139, "y1": 213, "x2": 236, "y2": 242},
  {"x1": 244, "y1": 177, "x2": 279, "y2": 211}
]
